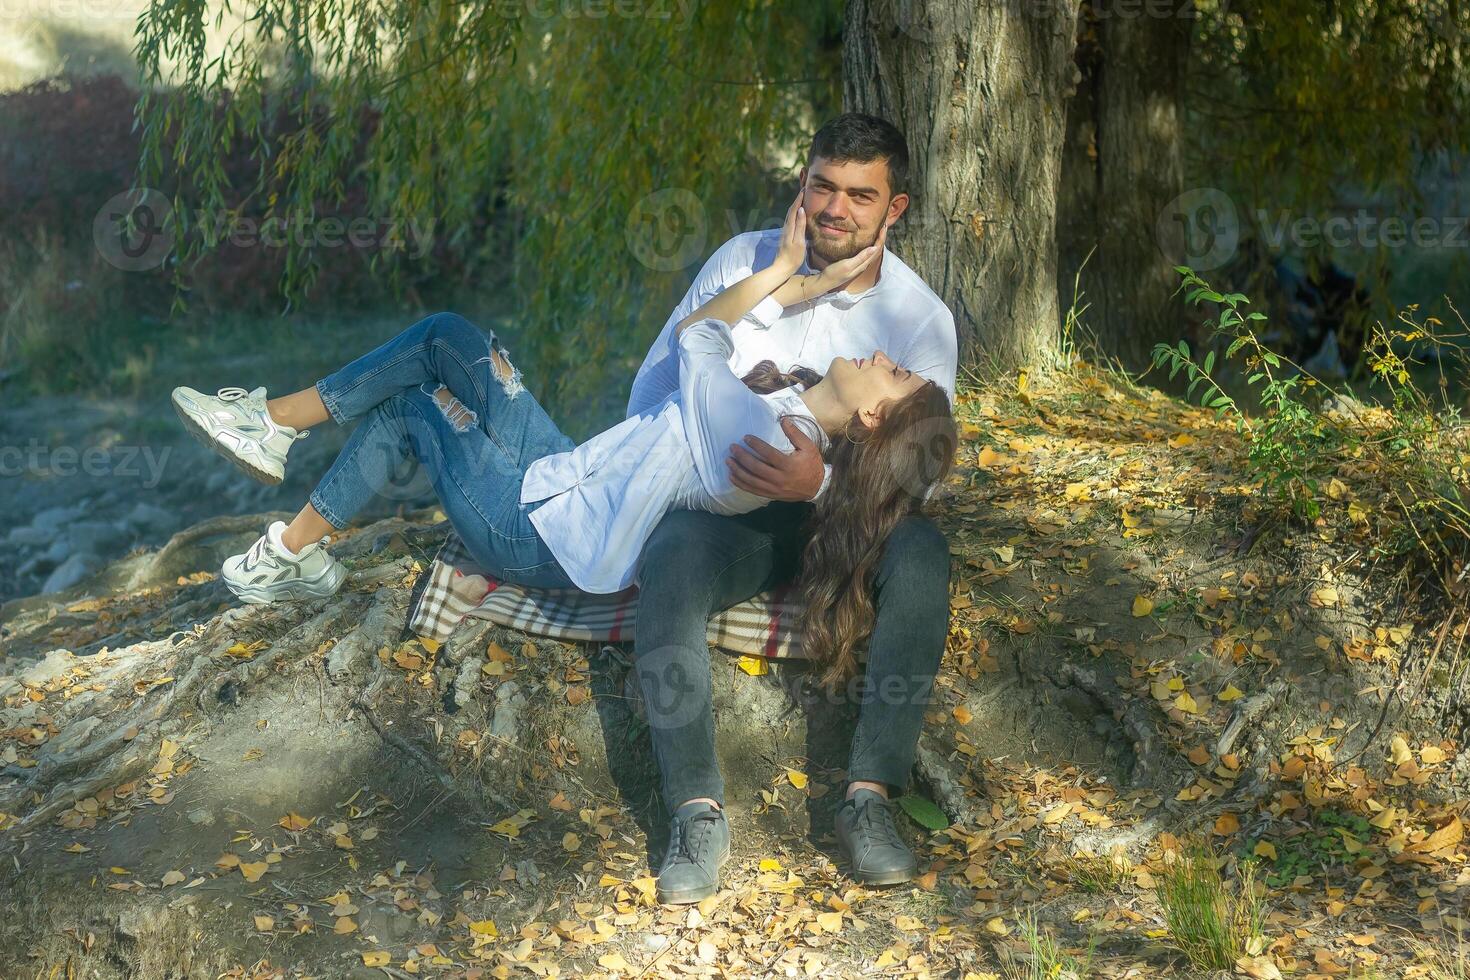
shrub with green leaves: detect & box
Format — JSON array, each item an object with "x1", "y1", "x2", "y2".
[
  {"x1": 1150, "y1": 268, "x2": 1469, "y2": 603},
  {"x1": 1245, "y1": 809, "x2": 1371, "y2": 887},
  {"x1": 1152, "y1": 266, "x2": 1340, "y2": 520}
]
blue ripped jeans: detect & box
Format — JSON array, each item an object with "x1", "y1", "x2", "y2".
[{"x1": 310, "y1": 311, "x2": 577, "y2": 588}]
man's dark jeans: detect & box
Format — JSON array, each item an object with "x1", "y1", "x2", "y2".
[{"x1": 632, "y1": 502, "x2": 951, "y2": 814}]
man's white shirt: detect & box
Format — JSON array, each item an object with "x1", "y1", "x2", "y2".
[{"x1": 626, "y1": 229, "x2": 959, "y2": 422}]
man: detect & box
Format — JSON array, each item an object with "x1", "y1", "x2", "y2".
[{"x1": 625, "y1": 113, "x2": 958, "y2": 904}]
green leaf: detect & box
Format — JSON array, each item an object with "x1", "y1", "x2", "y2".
[
  {"x1": 1203, "y1": 350, "x2": 1216, "y2": 375},
  {"x1": 1178, "y1": 340, "x2": 1191, "y2": 358},
  {"x1": 895, "y1": 794, "x2": 950, "y2": 831}
]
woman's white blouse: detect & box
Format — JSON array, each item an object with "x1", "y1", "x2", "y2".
[{"x1": 520, "y1": 318, "x2": 825, "y2": 594}]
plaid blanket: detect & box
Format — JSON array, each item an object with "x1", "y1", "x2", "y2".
[{"x1": 407, "y1": 531, "x2": 807, "y2": 659}]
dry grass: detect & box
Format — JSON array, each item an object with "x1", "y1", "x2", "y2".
[{"x1": 1410, "y1": 925, "x2": 1470, "y2": 980}]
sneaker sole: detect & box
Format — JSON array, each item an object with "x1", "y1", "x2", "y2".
[
  {"x1": 655, "y1": 848, "x2": 730, "y2": 906},
  {"x1": 224, "y1": 564, "x2": 345, "y2": 605},
  {"x1": 172, "y1": 389, "x2": 285, "y2": 487}
]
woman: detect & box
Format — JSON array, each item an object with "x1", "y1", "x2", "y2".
[{"x1": 172, "y1": 194, "x2": 956, "y2": 681}]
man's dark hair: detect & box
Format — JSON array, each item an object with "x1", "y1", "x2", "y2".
[{"x1": 808, "y1": 113, "x2": 910, "y2": 198}]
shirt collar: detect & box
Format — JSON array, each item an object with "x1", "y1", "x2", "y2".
[
  {"x1": 801, "y1": 248, "x2": 889, "y2": 309},
  {"x1": 768, "y1": 388, "x2": 831, "y2": 451}
]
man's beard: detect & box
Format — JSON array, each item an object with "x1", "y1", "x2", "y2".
[{"x1": 805, "y1": 216, "x2": 880, "y2": 265}]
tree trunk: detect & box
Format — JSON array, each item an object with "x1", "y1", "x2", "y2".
[
  {"x1": 843, "y1": 0, "x2": 1081, "y2": 373},
  {"x1": 1057, "y1": 0, "x2": 1189, "y2": 370}
]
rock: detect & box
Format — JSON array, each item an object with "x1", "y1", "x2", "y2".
[
  {"x1": 30, "y1": 504, "x2": 84, "y2": 533},
  {"x1": 489, "y1": 681, "x2": 526, "y2": 749},
  {"x1": 1322, "y1": 392, "x2": 1365, "y2": 416},
  {"x1": 66, "y1": 520, "x2": 129, "y2": 554},
  {"x1": 452, "y1": 657, "x2": 482, "y2": 708},
  {"x1": 124, "y1": 501, "x2": 175, "y2": 532},
  {"x1": 19, "y1": 649, "x2": 77, "y2": 689},
  {"x1": 5, "y1": 526, "x2": 50, "y2": 548},
  {"x1": 39, "y1": 538, "x2": 72, "y2": 565},
  {"x1": 42, "y1": 554, "x2": 98, "y2": 594}
]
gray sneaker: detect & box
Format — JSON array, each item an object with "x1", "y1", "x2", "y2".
[
  {"x1": 654, "y1": 802, "x2": 729, "y2": 905},
  {"x1": 835, "y1": 789, "x2": 918, "y2": 885},
  {"x1": 172, "y1": 385, "x2": 307, "y2": 485},
  {"x1": 222, "y1": 520, "x2": 345, "y2": 604}
]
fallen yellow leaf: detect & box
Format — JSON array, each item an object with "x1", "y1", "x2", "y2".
[
  {"x1": 736, "y1": 655, "x2": 769, "y2": 676},
  {"x1": 278, "y1": 812, "x2": 313, "y2": 832}
]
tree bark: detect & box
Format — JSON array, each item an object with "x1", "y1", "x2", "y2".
[
  {"x1": 843, "y1": 0, "x2": 1081, "y2": 373},
  {"x1": 1056, "y1": 0, "x2": 1189, "y2": 370}
]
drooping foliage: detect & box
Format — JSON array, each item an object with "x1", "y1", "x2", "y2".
[
  {"x1": 133, "y1": 0, "x2": 842, "y2": 425},
  {"x1": 128, "y1": 0, "x2": 1469, "y2": 414}
]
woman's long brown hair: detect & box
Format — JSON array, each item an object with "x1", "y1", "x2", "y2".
[{"x1": 739, "y1": 359, "x2": 958, "y2": 686}]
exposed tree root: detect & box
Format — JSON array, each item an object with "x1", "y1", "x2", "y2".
[
  {"x1": 1053, "y1": 661, "x2": 1173, "y2": 789},
  {"x1": 351, "y1": 676, "x2": 496, "y2": 821}
]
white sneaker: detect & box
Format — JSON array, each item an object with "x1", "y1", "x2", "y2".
[
  {"x1": 171, "y1": 385, "x2": 307, "y2": 485},
  {"x1": 222, "y1": 521, "x2": 345, "y2": 604}
]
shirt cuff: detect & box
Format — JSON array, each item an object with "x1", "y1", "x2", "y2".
[
  {"x1": 743, "y1": 295, "x2": 784, "y2": 330},
  {"x1": 812, "y1": 463, "x2": 833, "y2": 501}
]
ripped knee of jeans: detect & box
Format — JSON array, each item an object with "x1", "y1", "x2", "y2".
[
  {"x1": 427, "y1": 383, "x2": 479, "y2": 432},
  {"x1": 473, "y1": 338, "x2": 525, "y2": 399}
]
